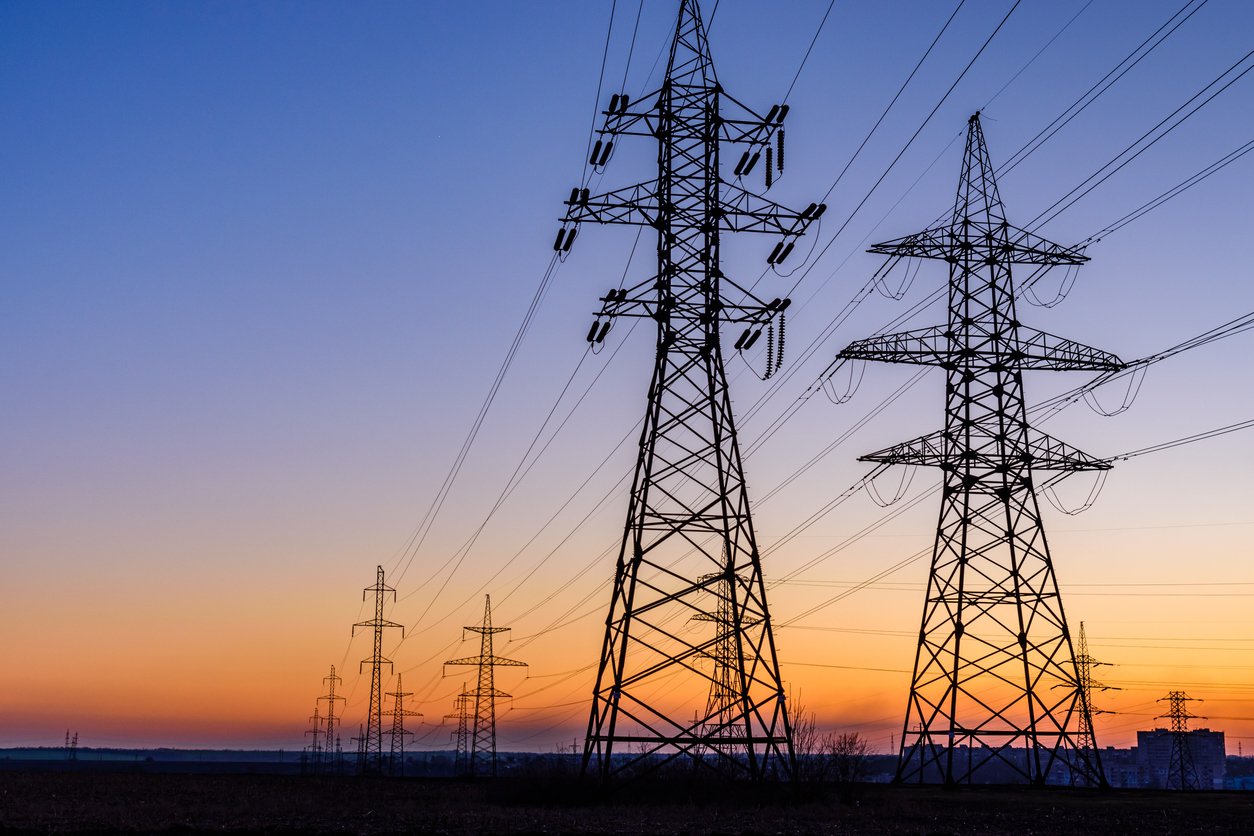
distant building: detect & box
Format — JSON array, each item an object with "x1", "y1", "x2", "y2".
[{"x1": 1137, "y1": 728, "x2": 1226, "y2": 789}]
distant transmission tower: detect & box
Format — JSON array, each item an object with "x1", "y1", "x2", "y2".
[
  {"x1": 384, "y1": 673, "x2": 422, "y2": 777},
  {"x1": 304, "y1": 704, "x2": 323, "y2": 771},
  {"x1": 1072, "y1": 622, "x2": 1115, "y2": 786},
  {"x1": 1159, "y1": 691, "x2": 1205, "y2": 790},
  {"x1": 444, "y1": 595, "x2": 526, "y2": 777},
  {"x1": 353, "y1": 565, "x2": 404, "y2": 775},
  {"x1": 445, "y1": 684, "x2": 471, "y2": 774},
  {"x1": 556, "y1": 0, "x2": 822, "y2": 781},
  {"x1": 837, "y1": 113, "x2": 1123, "y2": 786},
  {"x1": 319, "y1": 665, "x2": 345, "y2": 776}
]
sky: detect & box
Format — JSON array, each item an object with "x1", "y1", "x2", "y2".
[{"x1": 3, "y1": 0, "x2": 1253, "y2": 756}]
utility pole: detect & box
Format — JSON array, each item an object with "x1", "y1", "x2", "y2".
[
  {"x1": 384, "y1": 673, "x2": 422, "y2": 777},
  {"x1": 556, "y1": 0, "x2": 822, "y2": 782},
  {"x1": 319, "y1": 666, "x2": 345, "y2": 776},
  {"x1": 1159, "y1": 691, "x2": 1205, "y2": 790},
  {"x1": 353, "y1": 565, "x2": 403, "y2": 775},
  {"x1": 444, "y1": 595, "x2": 526, "y2": 777},
  {"x1": 445, "y1": 685, "x2": 471, "y2": 775},
  {"x1": 835, "y1": 113, "x2": 1123, "y2": 786},
  {"x1": 304, "y1": 705, "x2": 323, "y2": 772}
]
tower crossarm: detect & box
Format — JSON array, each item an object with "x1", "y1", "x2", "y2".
[
  {"x1": 561, "y1": 181, "x2": 819, "y2": 238},
  {"x1": 868, "y1": 222, "x2": 1090, "y2": 266},
  {"x1": 860, "y1": 427, "x2": 1113, "y2": 472},
  {"x1": 444, "y1": 654, "x2": 527, "y2": 668},
  {"x1": 839, "y1": 324, "x2": 1123, "y2": 371}
]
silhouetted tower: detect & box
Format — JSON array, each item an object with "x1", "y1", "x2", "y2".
[
  {"x1": 556, "y1": 0, "x2": 822, "y2": 781},
  {"x1": 319, "y1": 665, "x2": 345, "y2": 774},
  {"x1": 304, "y1": 704, "x2": 323, "y2": 770},
  {"x1": 444, "y1": 595, "x2": 526, "y2": 777},
  {"x1": 836, "y1": 113, "x2": 1123, "y2": 785},
  {"x1": 353, "y1": 565, "x2": 404, "y2": 775},
  {"x1": 692, "y1": 572, "x2": 755, "y2": 753},
  {"x1": 1159, "y1": 691, "x2": 1205, "y2": 790},
  {"x1": 1072, "y1": 622, "x2": 1115, "y2": 786},
  {"x1": 384, "y1": 673, "x2": 422, "y2": 777},
  {"x1": 445, "y1": 685, "x2": 471, "y2": 774},
  {"x1": 351, "y1": 723, "x2": 366, "y2": 774},
  {"x1": 70, "y1": 733, "x2": 77, "y2": 760}
]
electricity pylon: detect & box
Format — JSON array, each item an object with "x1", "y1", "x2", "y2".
[
  {"x1": 319, "y1": 665, "x2": 345, "y2": 775},
  {"x1": 304, "y1": 704, "x2": 323, "y2": 771},
  {"x1": 836, "y1": 113, "x2": 1123, "y2": 786},
  {"x1": 1072, "y1": 622, "x2": 1115, "y2": 786},
  {"x1": 556, "y1": 0, "x2": 822, "y2": 782},
  {"x1": 384, "y1": 673, "x2": 422, "y2": 777},
  {"x1": 1159, "y1": 691, "x2": 1205, "y2": 790},
  {"x1": 444, "y1": 595, "x2": 526, "y2": 777},
  {"x1": 445, "y1": 684, "x2": 471, "y2": 774},
  {"x1": 353, "y1": 565, "x2": 403, "y2": 775}
]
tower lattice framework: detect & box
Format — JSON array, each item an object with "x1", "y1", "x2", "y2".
[
  {"x1": 384, "y1": 673, "x2": 421, "y2": 777},
  {"x1": 837, "y1": 113, "x2": 1122, "y2": 785},
  {"x1": 353, "y1": 565, "x2": 403, "y2": 775},
  {"x1": 1071, "y1": 622, "x2": 1114, "y2": 786},
  {"x1": 444, "y1": 685, "x2": 471, "y2": 775},
  {"x1": 319, "y1": 665, "x2": 345, "y2": 775},
  {"x1": 1159, "y1": 690, "x2": 1205, "y2": 790},
  {"x1": 444, "y1": 595, "x2": 526, "y2": 777},
  {"x1": 557, "y1": 0, "x2": 822, "y2": 781}
]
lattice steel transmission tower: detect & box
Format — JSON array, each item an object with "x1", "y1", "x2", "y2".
[
  {"x1": 1071, "y1": 622, "x2": 1115, "y2": 786},
  {"x1": 836, "y1": 113, "x2": 1123, "y2": 786},
  {"x1": 555, "y1": 0, "x2": 822, "y2": 782},
  {"x1": 445, "y1": 684, "x2": 471, "y2": 774},
  {"x1": 353, "y1": 565, "x2": 403, "y2": 775},
  {"x1": 304, "y1": 704, "x2": 323, "y2": 772},
  {"x1": 319, "y1": 665, "x2": 345, "y2": 775},
  {"x1": 1159, "y1": 691, "x2": 1205, "y2": 790},
  {"x1": 384, "y1": 673, "x2": 422, "y2": 777},
  {"x1": 444, "y1": 595, "x2": 526, "y2": 777}
]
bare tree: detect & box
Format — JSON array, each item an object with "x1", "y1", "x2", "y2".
[
  {"x1": 825, "y1": 731, "x2": 871, "y2": 785},
  {"x1": 789, "y1": 696, "x2": 829, "y2": 783}
]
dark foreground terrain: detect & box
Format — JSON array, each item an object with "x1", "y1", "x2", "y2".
[{"x1": 1, "y1": 770, "x2": 1251, "y2": 834}]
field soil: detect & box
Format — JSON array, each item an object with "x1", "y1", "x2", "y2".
[{"x1": 1, "y1": 770, "x2": 1251, "y2": 834}]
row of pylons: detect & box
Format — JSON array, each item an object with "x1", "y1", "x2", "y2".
[{"x1": 302, "y1": 570, "x2": 525, "y2": 778}]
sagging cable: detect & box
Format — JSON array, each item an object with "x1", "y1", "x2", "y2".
[
  {"x1": 1042, "y1": 469, "x2": 1108, "y2": 516},
  {"x1": 865, "y1": 465, "x2": 917, "y2": 508},
  {"x1": 822, "y1": 358, "x2": 866, "y2": 405},
  {"x1": 1084, "y1": 363, "x2": 1147, "y2": 416}
]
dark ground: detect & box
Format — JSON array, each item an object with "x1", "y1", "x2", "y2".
[{"x1": 1, "y1": 770, "x2": 1251, "y2": 834}]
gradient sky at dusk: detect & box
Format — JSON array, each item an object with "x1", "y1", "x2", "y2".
[{"x1": 3, "y1": 0, "x2": 1253, "y2": 754}]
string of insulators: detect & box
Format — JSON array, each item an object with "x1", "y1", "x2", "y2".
[
  {"x1": 765, "y1": 146, "x2": 773, "y2": 188},
  {"x1": 764, "y1": 320, "x2": 776, "y2": 379},
  {"x1": 767, "y1": 239, "x2": 795, "y2": 265},
  {"x1": 734, "y1": 327, "x2": 762, "y2": 351},
  {"x1": 553, "y1": 226, "x2": 577, "y2": 252},
  {"x1": 799, "y1": 202, "x2": 827, "y2": 220},
  {"x1": 734, "y1": 150, "x2": 761, "y2": 177},
  {"x1": 586, "y1": 319, "x2": 611, "y2": 344},
  {"x1": 589, "y1": 139, "x2": 614, "y2": 167},
  {"x1": 607, "y1": 93, "x2": 631, "y2": 114},
  {"x1": 776, "y1": 310, "x2": 786, "y2": 371},
  {"x1": 777, "y1": 128, "x2": 784, "y2": 172}
]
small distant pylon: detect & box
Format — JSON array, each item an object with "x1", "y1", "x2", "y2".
[
  {"x1": 445, "y1": 684, "x2": 471, "y2": 774},
  {"x1": 1073, "y1": 623, "x2": 1116, "y2": 786},
  {"x1": 319, "y1": 665, "x2": 345, "y2": 776},
  {"x1": 385, "y1": 673, "x2": 423, "y2": 777},
  {"x1": 692, "y1": 571, "x2": 754, "y2": 755},
  {"x1": 353, "y1": 565, "x2": 404, "y2": 775},
  {"x1": 351, "y1": 723, "x2": 366, "y2": 774},
  {"x1": 1159, "y1": 691, "x2": 1205, "y2": 790},
  {"x1": 304, "y1": 704, "x2": 323, "y2": 771},
  {"x1": 444, "y1": 595, "x2": 527, "y2": 777}
]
